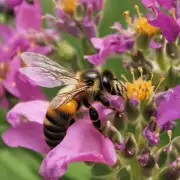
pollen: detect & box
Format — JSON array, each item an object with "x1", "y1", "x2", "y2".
[
  {"x1": 122, "y1": 67, "x2": 154, "y2": 101},
  {"x1": 60, "y1": 0, "x2": 77, "y2": 16},
  {"x1": 134, "y1": 5, "x2": 159, "y2": 37}
]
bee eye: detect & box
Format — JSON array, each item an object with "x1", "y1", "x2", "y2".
[{"x1": 86, "y1": 80, "x2": 94, "y2": 86}]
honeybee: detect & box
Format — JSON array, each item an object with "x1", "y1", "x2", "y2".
[{"x1": 20, "y1": 52, "x2": 126, "y2": 148}]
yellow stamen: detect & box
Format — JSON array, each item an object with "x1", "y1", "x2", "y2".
[
  {"x1": 60, "y1": 0, "x2": 77, "y2": 16},
  {"x1": 135, "y1": 5, "x2": 142, "y2": 17},
  {"x1": 125, "y1": 67, "x2": 154, "y2": 101},
  {"x1": 123, "y1": 11, "x2": 132, "y2": 24},
  {"x1": 167, "y1": 130, "x2": 172, "y2": 142},
  {"x1": 138, "y1": 67, "x2": 143, "y2": 78},
  {"x1": 51, "y1": 0, "x2": 57, "y2": 7},
  {"x1": 154, "y1": 77, "x2": 165, "y2": 92},
  {"x1": 134, "y1": 5, "x2": 159, "y2": 37}
]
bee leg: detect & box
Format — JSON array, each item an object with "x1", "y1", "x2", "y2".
[
  {"x1": 95, "y1": 94, "x2": 120, "y2": 112},
  {"x1": 83, "y1": 100, "x2": 103, "y2": 134}
]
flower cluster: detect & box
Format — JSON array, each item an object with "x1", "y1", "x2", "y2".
[{"x1": 1, "y1": 0, "x2": 180, "y2": 180}]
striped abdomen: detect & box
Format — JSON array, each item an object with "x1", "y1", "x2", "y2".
[{"x1": 43, "y1": 99, "x2": 79, "y2": 148}]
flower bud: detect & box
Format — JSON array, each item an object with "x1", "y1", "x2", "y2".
[
  {"x1": 123, "y1": 134, "x2": 137, "y2": 158},
  {"x1": 113, "y1": 112, "x2": 127, "y2": 132},
  {"x1": 105, "y1": 121, "x2": 123, "y2": 144},
  {"x1": 157, "y1": 147, "x2": 168, "y2": 168},
  {"x1": 143, "y1": 119, "x2": 159, "y2": 146},
  {"x1": 57, "y1": 40, "x2": 76, "y2": 62},
  {"x1": 125, "y1": 99, "x2": 140, "y2": 123},
  {"x1": 136, "y1": 34, "x2": 149, "y2": 51},
  {"x1": 166, "y1": 42, "x2": 179, "y2": 60},
  {"x1": 158, "y1": 166, "x2": 180, "y2": 180},
  {"x1": 117, "y1": 166, "x2": 133, "y2": 180},
  {"x1": 166, "y1": 66, "x2": 180, "y2": 88},
  {"x1": 138, "y1": 147, "x2": 155, "y2": 169},
  {"x1": 142, "y1": 102, "x2": 157, "y2": 122},
  {"x1": 137, "y1": 147, "x2": 155, "y2": 177}
]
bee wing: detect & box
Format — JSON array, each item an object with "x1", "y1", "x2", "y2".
[
  {"x1": 20, "y1": 52, "x2": 78, "y2": 88},
  {"x1": 50, "y1": 86, "x2": 88, "y2": 109}
]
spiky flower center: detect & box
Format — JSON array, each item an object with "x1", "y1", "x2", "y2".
[
  {"x1": 135, "y1": 17, "x2": 158, "y2": 36},
  {"x1": 123, "y1": 67, "x2": 154, "y2": 101},
  {"x1": 123, "y1": 5, "x2": 159, "y2": 37},
  {"x1": 134, "y1": 5, "x2": 159, "y2": 37}
]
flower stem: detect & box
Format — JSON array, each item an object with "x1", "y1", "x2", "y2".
[
  {"x1": 129, "y1": 157, "x2": 142, "y2": 180},
  {"x1": 155, "y1": 48, "x2": 168, "y2": 71}
]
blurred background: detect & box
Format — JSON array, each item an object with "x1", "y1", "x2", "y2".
[{"x1": 0, "y1": 0, "x2": 179, "y2": 179}]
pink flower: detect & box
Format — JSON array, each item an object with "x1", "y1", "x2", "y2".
[{"x1": 3, "y1": 100, "x2": 118, "y2": 179}]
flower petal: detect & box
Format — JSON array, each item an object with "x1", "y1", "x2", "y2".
[
  {"x1": 40, "y1": 120, "x2": 116, "y2": 179},
  {"x1": 6, "y1": 100, "x2": 49, "y2": 127},
  {"x1": 4, "y1": 57, "x2": 46, "y2": 101},
  {"x1": 2, "y1": 122, "x2": 50, "y2": 154},
  {"x1": 156, "y1": 85, "x2": 180, "y2": 126},
  {"x1": 148, "y1": 8, "x2": 180, "y2": 41},
  {"x1": 14, "y1": 0, "x2": 42, "y2": 31}
]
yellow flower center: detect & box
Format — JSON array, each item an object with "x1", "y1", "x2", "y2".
[
  {"x1": 123, "y1": 67, "x2": 154, "y2": 101},
  {"x1": 134, "y1": 5, "x2": 159, "y2": 37},
  {"x1": 123, "y1": 5, "x2": 159, "y2": 37},
  {"x1": 60, "y1": 0, "x2": 77, "y2": 16},
  {"x1": 135, "y1": 17, "x2": 159, "y2": 37}
]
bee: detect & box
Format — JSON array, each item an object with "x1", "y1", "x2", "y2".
[{"x1": 20, "y1": 52, "x2": 126, "y2": 148}]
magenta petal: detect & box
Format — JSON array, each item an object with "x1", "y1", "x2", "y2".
[
  {"x1": 156, "y1": 85, "x2": 180, "y2": 126},
  {"x1": 6, "y1": 100, "x2": 49, "y2": 126},
  {"x1": 148, "y1": 8, "x2": 180, "y2": 41},
  {"x1": 14, "y1": 0, "x2": 42, "y2": 31},
  {"x1": 40, "y1": 120, "x2": 116, "y2": 179},
  {"x1": 4, "y1": 57, "x2": 46, "y2": 101},
  {"x1": 2, "y1": 122, "x2": 50, "y2": 154},
  {"x1": 149, "y1": 39, "x2": 162, "y2": 49},
  {"x1": 0, "y1": 24, "x2": 15, "y2": 42},
  {"x1": 27, "y1": 45, "x2": 52, "y2": 55},
  {"x1": 6, "y1": 0, "x2": 22, "y2": 7}
]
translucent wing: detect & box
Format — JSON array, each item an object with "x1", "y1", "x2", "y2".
[
  {"x1": 20, "y1": 52, "x2": 78, "y2": 87},
  {"x1": 50, "y1": 86, "x2": 88, "y2": 109}
]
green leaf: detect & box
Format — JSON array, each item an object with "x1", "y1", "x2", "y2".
[
  {"x1": 91, "y1": 163, "x2": 113, "y2": 177},
  {"x1": 117, "y1": 166, "x2": 133, "y2": 180},
  {"x1": 63, "y1": 162, "x2": 91, "y2": 180},
  {"x1": 0, "y1": 148, "x2": 43, "y2": 180}
]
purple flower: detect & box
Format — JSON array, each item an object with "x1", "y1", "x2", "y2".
[
  {"x1": 143, "y1": 120, "x2": 159, "y2": 145},
  {"x1": 5, "y1": 0, "x2": 22, "y2": 7},
  {"x1": 155, "y1": 85, "x2": 180, "y2": 126},
  {"x1": 14, "y1": 0, "x2": 42, "y2": 31},
  {"x1": 3, "y1": 100, "x2": 117, "y2": 179},
  {"x1": 141, "y1": 0, "x2": 180, "y2": 42},
  {"x1": 147, "y1": 7, "x2": 180, "y2": 41},
  {"x1": 141, "y1": 0, "x2": 175, "y2": 10},
  {"x1": 45, "y1": 0, "x2": 104, "y2": 38},
  {"x1": 2, "y1": 100, "x2": 50, "y2": 153},
  {"x1": 0, "y1": 0, "x2": 56, "y2": 102},
  {"x1": 84, "y1": 33, "x2": 134, "y2": 65}
]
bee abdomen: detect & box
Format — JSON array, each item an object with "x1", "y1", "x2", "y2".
[{"x1": 43, "y1": 99, "x2": 79, "y2": 148}]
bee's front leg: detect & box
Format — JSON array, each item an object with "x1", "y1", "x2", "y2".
[
  {"x1": 82, "y1": 99, "x2": 104, "y2": 134},
  {"x1": 95, "y1": 94, "x2": 121, "y2": 112}
]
